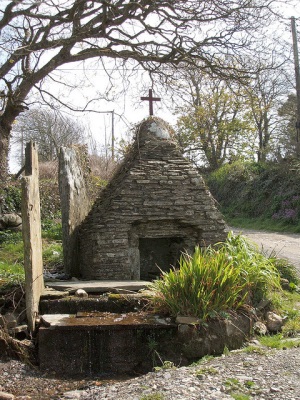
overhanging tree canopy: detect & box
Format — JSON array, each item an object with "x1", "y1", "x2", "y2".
[{"x1": 0, "y1": 0, "x2": 283, "y2": 180}]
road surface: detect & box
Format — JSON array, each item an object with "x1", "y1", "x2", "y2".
[{"x1": 231, "y1": 227, "x2": 300, "y2": 273}]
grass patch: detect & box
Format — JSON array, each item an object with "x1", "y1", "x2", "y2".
[
  {"x1": 0, "y1": 230, "x2": 23, "y2": 245},
  {"x1": 282, "y1": 313, "x2": 300, "y2": 337},
  {"x1": 149, "y1": 245, "x2": 248, "y2": 320},
  {"x1": 41, "y1": 219, "x2": 62, "y2": 240},
  {"x1": 195, "y1": 366, "x2": 219, "y2": 377},
  {"x1": 0, "y1": 261, "x2": 25, "y2": 293},
  {"x1": 0, "y1": 241, "x2": 24, "y2": 265},
  {"x1": 231, "y1": 394, "x2": 251, "y2": 400},
  {"x1": 241, "y1": 345, "x2": 269, "y2": 355},
  {"x1": 267, "y1": 290, "x2": 300, "y2": 336},
  {"x1": 223, "y1": 377, "x2": 255, "y2": 399},
  {"x1": 153, "y1": 360, "x2": 176, "y2": 372},
  {"x1": 0, "y1": 232, "x2": 24, "y2": 292},
  {"x1": 42, "y1": 242, "x2": 63, "y2": 269},
  {"x1": 140, "y1": 394, "x2": 165, "y2": 400},
  {"x1": 226, "y1": 216, "x2": 300, "y2": 234},
  {"x1": 259, "y1": 333, "x2": 300, "y2": 349},
  {"x1": 0, "y1": 222, "x2": 63, "y2": 293},
  {"x1": 224, "y1": 378, "x2": 241, "y2": 392},
  {"x1": 272, "y1": 258, "x2": 299, "y2": 286},
  {"x1": 190, "y1": 355, "x2": 215, "y2": 366}
]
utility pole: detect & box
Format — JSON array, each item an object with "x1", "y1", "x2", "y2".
[
  {"x1": 99, "y1": 110, "x2": 115, "y2": 161},
  {"x1": 111, "y1": 110, "x2": 115, "y2": 161},
  {"x1": 291, "y1": 16, "x2": 300, "y2": 155}
]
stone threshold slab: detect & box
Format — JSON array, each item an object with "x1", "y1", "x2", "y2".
[
  {"x1": 41, "y1": 312, "x2": 175, "y2": 329},
  {"x1": 44, "y1": 280, "x2": 151, "y2": 294}
]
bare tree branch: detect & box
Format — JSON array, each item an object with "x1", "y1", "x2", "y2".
[{"x1": 0, "y1": 0, "x2": 289, "y2": 179}]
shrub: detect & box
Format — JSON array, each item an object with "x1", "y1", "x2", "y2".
[
  {"x1": 41, "y1": 219, "x2": 62, "y2": 240},
  {"x1": 0, "y1": 181, "x2": 22, "y2": 214},
  {"x1": 0, "y1": 230, "x2": 23, "y2": 245},
  {"x1": 39, "y1": 178, "x2": 61, "y2": 220},
  {"x1": 149, "y1": 233, "x2": 281, "y2": 321},
  {"x1": 272, "y1": 258, "x2": 299, "y2": 286}
]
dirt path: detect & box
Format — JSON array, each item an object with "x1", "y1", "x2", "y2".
[{"x1": 231, "y1": 227, "x2": 300, "y2": 274}]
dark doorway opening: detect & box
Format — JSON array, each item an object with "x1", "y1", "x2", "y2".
[{"x1": 139, "y1": 237, "x2": 184, "y2": 280}]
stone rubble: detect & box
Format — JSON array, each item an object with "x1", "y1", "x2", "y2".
[
  {"x1": 0, "y1": 213, "x2": 22, "y2": 231},
  {"x1": 62, "y1": 347, "x2": 300, "y2": 400},
  {"x1": 265, "y1": 311, "x2": 285, "y2": 333}
]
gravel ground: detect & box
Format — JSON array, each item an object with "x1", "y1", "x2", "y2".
[
  {"x1": 0, "y1": 357, "x2": 127, "y2": 399},
  {"x1": 1, "y1": 345, "x2": 300, "y2": 399},
  {"x1": 74, "y1": 346, "x2": 300, "y2": 400}
]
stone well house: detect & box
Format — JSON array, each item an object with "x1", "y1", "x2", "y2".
[{"x1": 77, "y1": 117, "x2": 227, "y2": 280}]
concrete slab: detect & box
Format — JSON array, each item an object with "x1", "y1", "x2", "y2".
[
  {"x1": 42, "y1": 287, "x2": 70, "y2": 299},
  {"x1": 43, "y1": 280, "x2": 151, "y2": 294},
  {"x1": 41, "y1": 313, "x2": 173, "y2": 328},
  {"x1": 38, "y1": 311, "x2": 252, "y2": 376}
]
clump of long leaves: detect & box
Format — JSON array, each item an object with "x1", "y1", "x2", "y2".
[
  {"x1": 149, "y1": 233, "x2": 281, "y2": 321},
  {"x1": 222, "y1": 233, "x2": 281, "y2": 304}
]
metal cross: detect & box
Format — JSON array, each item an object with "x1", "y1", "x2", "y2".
[{"x1": 141, "y1": 89, "x2": 161, "y2": 116}]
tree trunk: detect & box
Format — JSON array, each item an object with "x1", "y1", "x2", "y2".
[
  {"x1": 0, "y1": 100, "x2": 27, "y2": 186},
  {"x1": 0, "y1": 124, "x2": 10, "y2": 186}
]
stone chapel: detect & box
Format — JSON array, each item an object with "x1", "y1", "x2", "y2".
[{"x1": 76, "y1": 117, "x2": 227, "y2": 280}]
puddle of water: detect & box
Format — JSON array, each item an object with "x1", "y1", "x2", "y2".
[{"x1": 64, "y1": 311, "x2": 173, "y2": 327}]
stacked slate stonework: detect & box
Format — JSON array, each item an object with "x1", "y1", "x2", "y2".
[{"x1": 78, "y1": 117, "x2": 227, "y2": 280}]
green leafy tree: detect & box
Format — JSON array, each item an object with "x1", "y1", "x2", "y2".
[
  {"x1": 277, "y1": 94, "x2": 299, "y2": 158},
  {"x1": 242, "y1": 65, "x2": 288, "y2": 162},
  {"x1": 175, "y1": 76, "x2": 254, "y2": 169}
]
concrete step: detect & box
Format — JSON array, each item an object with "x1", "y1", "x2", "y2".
[{"x1": 38, "y1": 312, "x2": 176, "y2": 376}]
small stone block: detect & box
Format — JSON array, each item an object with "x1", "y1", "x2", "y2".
[
  {"x1": 176, "y1": 315, "x2": 200, "y2": 325},
  {"x1": 0, "y1": 392, "x2": 15, "y2": 400}
]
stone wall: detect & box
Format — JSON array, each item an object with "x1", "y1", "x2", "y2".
[
  {"x1": 59, "y1": 146, "x2": 91, "y2": 277},
  {"x1": 78, "y1": 117, "x2": 227, "y2": 280}
]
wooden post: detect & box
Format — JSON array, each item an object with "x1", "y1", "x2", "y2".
[{"x1": 21, "y1": 141, "x2": 44, "y2": 332}]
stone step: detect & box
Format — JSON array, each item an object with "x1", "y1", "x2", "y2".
[
  {"x1": 38, "y1": 312, "x2": 252, "y2": 376},
  {"x1": 38, "y1": 312, "x2": 176, "y2": 376},
  {"x1": 40, "y1": 282, "x2": 153, "y2": 315},
  {"x1": 43, "y1": 280, "x2": 151, "y2": 294},
  {"x1": 39, "y1": 292, "x2": 151, "y2": 315}
]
